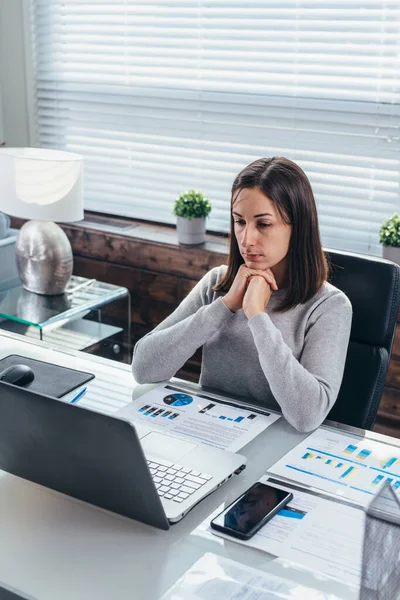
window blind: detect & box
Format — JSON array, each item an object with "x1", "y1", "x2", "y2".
[{"x1": 29, "y1": 0, "x2": 400, "y2": 255}]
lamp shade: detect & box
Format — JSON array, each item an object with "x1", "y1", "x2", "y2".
[{"x1": 0, "y1": 147, "x2": 84, "y2": 222}]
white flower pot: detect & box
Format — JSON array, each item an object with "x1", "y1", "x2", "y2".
[
  {"x1": 176, "y1": 217, "x2": 206, "y2": 245},
  {"x1": 383, "y1": 246, "x2": 400, "y2": 266}
]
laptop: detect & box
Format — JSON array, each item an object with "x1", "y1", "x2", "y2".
[{"x1": 0, "y1": 381, "x2": 246, "y2": 530}]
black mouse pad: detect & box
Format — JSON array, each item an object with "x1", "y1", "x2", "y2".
[
  {"x1": 0, "y1": 584, "x2": 37, "y2": 599},
  {"x1": 0, "y1": 355, "x2": 95, "y2": 398}
]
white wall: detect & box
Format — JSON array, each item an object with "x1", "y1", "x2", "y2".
[{"x1": 0, "y1": 0, "x2": 30, "y2": 146}]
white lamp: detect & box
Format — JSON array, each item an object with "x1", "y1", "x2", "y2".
[{"x1": 0, "y1": 147, "x2": 84, "y2": 295}]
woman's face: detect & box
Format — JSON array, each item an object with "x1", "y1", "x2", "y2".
[{"x1": 232, "y1": 187, "x2": 292, "y2": 280}]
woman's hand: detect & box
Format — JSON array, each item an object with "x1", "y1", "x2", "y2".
[
  {"x1": 222, "y1": 265, "x2": 277, "y2": 313},
  {"x1": 242, "y1": 272, "x2": 275, "y2": 320}
]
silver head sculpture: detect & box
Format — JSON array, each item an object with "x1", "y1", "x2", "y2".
[{"x1": 15, "y1": 220, "x2": 73, "y2": 295}]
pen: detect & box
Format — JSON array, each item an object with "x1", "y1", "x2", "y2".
[{"x1": 69, "y1": 387, "x2": 87, "y2": 405}]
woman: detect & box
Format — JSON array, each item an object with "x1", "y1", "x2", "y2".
[{"x1": 132, "y1": 157, "x2": 352, "y2": 432}]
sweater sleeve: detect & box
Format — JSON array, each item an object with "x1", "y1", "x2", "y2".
[
  {"x1": 132, "y1": 268, "x2": 234, "y2": 384},
  {"x1": 248, "y1": 292, "x2": 352, "y2": 433}
]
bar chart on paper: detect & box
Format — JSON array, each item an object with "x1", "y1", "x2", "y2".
[
  {"x1": 301, "y1": 451, "x2": 358, "y2": 481},
  {"x1": 137, "y1": 404, "x2": 180, "y2": 421},
  {"x1": 269, "y1": 429, "x2": 400, "y2": 505},
  {"x1": 198, "y1": 402, "x2": 259, "y2": 423}
]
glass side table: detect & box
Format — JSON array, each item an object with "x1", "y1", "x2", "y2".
[{"x1": 0, "y1": 276, "x2": 131, "y2": 362}]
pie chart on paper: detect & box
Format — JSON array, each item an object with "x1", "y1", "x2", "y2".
[{"x1": 163, "y1": 393, "x2": 193, "y2": 407}]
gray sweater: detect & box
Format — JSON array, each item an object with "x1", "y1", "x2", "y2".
[{"x1": 132, "y1": 265, "x2": 352, "y2": 432}]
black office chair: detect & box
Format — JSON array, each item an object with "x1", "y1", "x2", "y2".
[{"x1": 325, "y1": 249, "x2": 400, "y2": 430}]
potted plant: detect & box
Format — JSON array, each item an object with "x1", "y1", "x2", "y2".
[
  {"x1": 174, "y1": 189, "x2": 211, "y2": 245},
  {"x1": 379, "y1": 213, "x2": 400, "y2": 266}
]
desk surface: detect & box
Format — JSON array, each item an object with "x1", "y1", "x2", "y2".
[{"x1": 0, "y1": 331, "x2": 396, "y2": 600}]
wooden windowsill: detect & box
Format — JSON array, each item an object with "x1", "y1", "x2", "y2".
[
  {"x1": 79, "y1": 212, "x2": 230, "y2": 255},
  {"x1": 11, "y1": 211, "x2": 229, "y2": 254}
]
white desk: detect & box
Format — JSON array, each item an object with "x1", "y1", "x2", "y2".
[{"x1": 0, "y1": 330, "x2": 393, "y2": 600}]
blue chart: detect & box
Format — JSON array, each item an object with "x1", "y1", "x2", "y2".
[
  {"x1": 163, "y1": 393, "x2": 193, "y2": 407},
  {"x1": 301, "y1": 451, "x2": 358, "y2": 480},
  {"x1": 198, "y1": 402, "x2": 257, "y2": 423},
  {"x1": 137, "y1": 404, "x2": 179, "y2": 420},
  {"x1": 277, "y1": 507, "x2": 306, "y2": 520},
  {"x1": 298, "y1": 445, "x2": 400, "y2": 496},
  {"x1": 272, "y1": 430, "x2": 400, "y2": 504}
]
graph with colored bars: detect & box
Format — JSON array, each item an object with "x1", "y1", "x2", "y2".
[
  {"x1": 137, "y1": 404, "x2": 179, "y2": 421},
  {"x1": 302, "y1": 451, "x2": 358, "y2": 480},
  {"x1": 342, "y1": 443, "x2": 400, "y2": 469},
  {"x1": 198, "y1": 402, "x2": 258, "y2": 423},
  {"x1": 301, "y1": 442, "x2": 400, "y2": 495},
  {"x1": 341, "y1": 443, "x2": 400, "y2": 492},
  {"x1": 371, "y1": 474, "x2": 400, "y2": 491},
  {"x1": 342, "y1": 444, "x2": 371, "y2": 461}
]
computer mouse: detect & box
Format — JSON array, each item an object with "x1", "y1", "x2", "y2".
[{"x1": 0, "y1": 364, "x2": 35, "y2": 387}]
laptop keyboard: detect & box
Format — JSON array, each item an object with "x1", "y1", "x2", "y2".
[{"x1": 147, "y1": 458, "x2": 212, "y2": 503}]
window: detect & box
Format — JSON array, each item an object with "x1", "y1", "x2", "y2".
[{"x1": 29, "y1": 0, "x2": 400, "y2": 255}]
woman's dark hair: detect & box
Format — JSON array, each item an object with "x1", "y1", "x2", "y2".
[{"x1": 214, "y1": 157, "x2": 328, "y2": 311}]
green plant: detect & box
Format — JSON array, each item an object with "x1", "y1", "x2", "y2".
[
  {"x1": 173, "y1": 190, "x2": 211, "y2": 220},
  {"x1": 379, "y1": 213, "x2": 400, "y2": 248}
]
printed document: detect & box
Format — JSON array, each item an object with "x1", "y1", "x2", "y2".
[
  {"x1": 161, "y1": 552, "x2": 352, "y2": 600},
  {"x1": 115, "y1": 384, "x2": 279, "y2": 452},
  {"x1": 202, "y1": 477, "x2": 364, "y2": 586},
  {"x1": 269, "y1": 427, "x2": 400, "y2": 506}
]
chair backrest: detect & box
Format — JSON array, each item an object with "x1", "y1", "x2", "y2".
[{"x1": 325, "y1": 249, "x2": 400, "y2": 430}]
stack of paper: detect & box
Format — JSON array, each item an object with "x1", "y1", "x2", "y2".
[
  {"x1": 161, "y1": 552, "x2": 355, "y2": 599},
  {"x1": 204, "y1": 476, "x2": 364, "y2": 587}
]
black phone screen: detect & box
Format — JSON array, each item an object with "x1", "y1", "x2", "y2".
[{"x1": 212, "y1": 482, "x2": 291, "y2": 536}]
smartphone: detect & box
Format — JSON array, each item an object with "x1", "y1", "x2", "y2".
[{"x1": 210, "y1": 482, "x2": 293, "y2": 540}]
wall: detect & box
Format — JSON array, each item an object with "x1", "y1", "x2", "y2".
[{"x1": 0, "y1": 0, "x2": 30, "y2": 146}]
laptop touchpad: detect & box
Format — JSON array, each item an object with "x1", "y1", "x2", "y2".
[
  {"x1": 134, "y1": 422, "x2": 153, "y2": 439},
  {"x1": 140, "y1": 432, "x2": 197, "y2": 462}
]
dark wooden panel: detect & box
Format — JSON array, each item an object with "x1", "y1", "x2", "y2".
[
  {"x1": 178, "y1": 278, "x2": 198, "y2": 302},
  {"x1": 378, "y1": 386, "x2": 400, "y2": 421},
  {"x1": 373, "y1": 419, "x2": 400, "y2": 439},
  {"x1": 131, "y1": 323, "x2": 152, "y2": 345},
  {"x1": 385, "y1": 358, "x2": 400, "y2": 389},
  {"x1": 73, "y1": 256, "x2": 179, "y2": 304},
  {"x1": 64, "y1": 224, "x2": 227, "y2": 280},
  {"x1": 176, "y1": 349, "x2": 202, "y2": 383},
  {"x1": 392, "y1": 324, "x2": 400, "y2": 358},
  {"x1": 130, "y1": 296, "x2": 176, "y2": 328}
]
